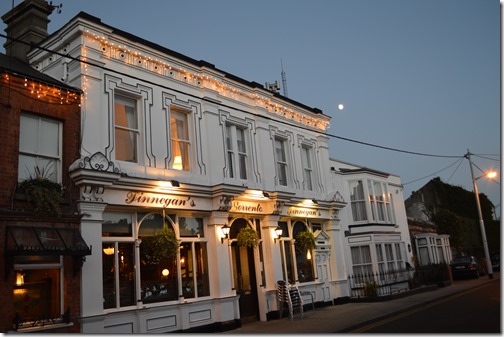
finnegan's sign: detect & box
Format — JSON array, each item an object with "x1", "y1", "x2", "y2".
[{"x1": 125, "y1": 191, "x2": 197, "y2": 208}]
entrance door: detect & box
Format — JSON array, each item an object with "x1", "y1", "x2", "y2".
[
  {"x1": 231, "y1": 243, "x2": 259, "y2": 322},
  {"x1": 230, "y1": 219, "x2": 259, "y2": 323}
]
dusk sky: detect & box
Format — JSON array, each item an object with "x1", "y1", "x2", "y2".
[{"x1": 1, "y1": 1, "x2": 500, "y2": 214}]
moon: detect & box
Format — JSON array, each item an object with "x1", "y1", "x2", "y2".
[{"x1": 338, "y1": 104, "x2": 344, "y2": 111}]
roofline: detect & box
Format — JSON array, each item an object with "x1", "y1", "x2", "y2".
[{"x1": 44, "y1": 11, "x2": 324, "y2": 116}]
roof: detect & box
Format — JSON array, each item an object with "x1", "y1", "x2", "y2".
[
  {"x1": 47, "y1": 11, "x2": 323, "y2": 115},
  {"x1": 0, "y1": 52, "x2": 81, "y2": 92}
]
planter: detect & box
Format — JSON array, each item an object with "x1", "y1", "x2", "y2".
[{"x1": 294, "y1": 231, "x2": 316, "y2": 253}]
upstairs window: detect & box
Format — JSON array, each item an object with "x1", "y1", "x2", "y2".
[
  {"x1": 225, "y1": 124, "x2": 247, "y2": 179},
  {"x1": 349, "y1": 180, "x2": 367, "y2": 221},
  {"x1": 170, "y1": 108, "x2": 190, "y2": 171},
  {"x1": 301, "y1": 145, "x2": 313, "y2": 190},
  {"x1": 275, "y1": 138, "x2": 288, "y2": 186},
  {"x1": 114, "y1": 95, "x2": 138, "y2": 163},
  {"x1": 349, "y1": 179, "x2": 395, "y2": 224},
  {"x1": 18, "y1": 113, "x2": 62, "y2": 182}
]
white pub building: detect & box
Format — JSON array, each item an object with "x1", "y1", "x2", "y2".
[{"x1": 14, "y1": 2, "x2": 413, "y2": 333}]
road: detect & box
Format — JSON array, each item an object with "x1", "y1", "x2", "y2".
[{"x1": 351, "y1": 279, "x2": 501, "y2": 333}]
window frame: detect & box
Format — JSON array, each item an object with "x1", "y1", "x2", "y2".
[
  {"x1": 348, "y1": 179, "x2": 395, "y2": 224},
  {"x1": 101, "y1": 211, "x2": 210, "y2": 310},
  {"x1": 13, "y1": 256, "x2": 65, "y2": 330},
  {"x1": 169, "y1": 107, "x2": 191, "y2": 171},
  {"x1": 18, "y1": 113, "x2": 62, "y2": 183},
  {"x1": 225, "y1": 123, "x2": 249, "y2": 180},
  {"x1": 114, "y1": 94, "x2": 139, "y2": 163},
  {"x1": 301, "y1": 145, "x2": 313, "y2": 191},
  {"x1": 274, "y1": 137, "x2": 289, "y2": 186}
]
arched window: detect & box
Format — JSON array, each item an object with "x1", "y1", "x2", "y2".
[
  {"x1": 293, "y1": 221, "x2": 315, "y2": 283},
  {"x1": 138, "y1": 213, "x2": 178, "y2": 303}
]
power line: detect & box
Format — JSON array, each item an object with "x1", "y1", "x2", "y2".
[{"x1": 402, "y1": 157, "x2": 464, "y2": 186}]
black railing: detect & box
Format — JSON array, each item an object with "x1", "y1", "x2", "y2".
[
  {"x1": 349, "y1": 268, "x2": 412, "y2": 298},
  {"x1": 349, "y1": 263, "x2": 451, "y2": 299}
]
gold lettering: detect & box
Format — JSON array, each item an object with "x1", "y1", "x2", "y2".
[{"x1": 125, "y1": 191, "x2": 194, "y2": 208}]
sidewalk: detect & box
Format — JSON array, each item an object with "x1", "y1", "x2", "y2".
[{"x1": 224, "y1": 273, "x2": 499, "y2": 334}]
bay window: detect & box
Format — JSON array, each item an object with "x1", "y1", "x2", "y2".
[
  {"x1": 349, "y1": 179, "x2": 395, "y2": 224},
  {"x1": 350, "y1": 245, "x2": 372, "y2": 275}
]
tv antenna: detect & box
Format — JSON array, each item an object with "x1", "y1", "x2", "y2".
[
  {"x1": 281, "y1": 59, "x2": 288, "y2": 97},
  {"x1": 49, "y1": 1, "x2": 63, "y2": 14}
]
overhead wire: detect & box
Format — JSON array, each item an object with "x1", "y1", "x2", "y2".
[{"x1": 402, "y1": 157, "x2": 464, "y2": 186}]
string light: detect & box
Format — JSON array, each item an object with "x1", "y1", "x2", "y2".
[{"x1": 82, "y1": 31, "x2": 330, "y2": 131}]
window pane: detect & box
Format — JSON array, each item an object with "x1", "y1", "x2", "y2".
[
  {"x1": 40, "y1": 119, "x2": 59, "y2": 157},
  {"x1": 102, "y1": 212, "x2": 133, "y2": 237},
  {"x1": 13, "y1": 268, "x2": 61, "y2": 324},
  {"x1": 170, "y1": 109, "x2": 190, "y2": 170},
  {"x1": 19, "y1": 115, "x2": 38, "y2": 153},
  {"x1": 102, "y1": 243, "x2": 116, "y2": 309},
  {"x1": 179, "y1": 217, "x2": 204, "y2": 237},
  {"x1": 118, "y1": 243, "x2": 135, "y2": 307},
  {"x1": 115, "y1": 95, "x2": 138, "y2": 162},
  {"x1": 195, "y1": 242, "x2": 210, "y2": 297}
]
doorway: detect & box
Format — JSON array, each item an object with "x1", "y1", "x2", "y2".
[{"x1": 230, "y1": 218, "x2": 259, "y2": 323}]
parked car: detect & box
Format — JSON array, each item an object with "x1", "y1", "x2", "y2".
[
  {"x1": 491, "y1": 254, "x2": 500, "y2": 271},
  {"x1": 450, "y1": 256, "x2": 482, "y2": 279}
]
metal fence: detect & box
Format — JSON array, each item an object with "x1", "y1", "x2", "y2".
[{"x1": 349, "y1": 268, "x2": 412, "y2": 298}]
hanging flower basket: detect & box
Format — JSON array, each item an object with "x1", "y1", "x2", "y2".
[
  {"x1": 236, "y1": 227, "x2": 260, "y2": 248},
  {"x1": 140, "y1": 225, "x2": 179, "y2": 264},
  {"x1": 294, "y1": 231, "x2": 316, "y2": 253}
]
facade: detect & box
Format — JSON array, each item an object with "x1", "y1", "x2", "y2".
[
  {"x1": 1, "y1": 1, "x2": 413, "y2": 333},
  {"x1": 329, "y1": 160, "x2": 414, "y2": 289},
  {"x1": 0, "y1": 1, "x2": 86, "y2": 331}
]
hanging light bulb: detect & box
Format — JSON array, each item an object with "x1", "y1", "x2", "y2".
[{"x1": 306, "y1": 250, "x2": 312, "y2": 260}]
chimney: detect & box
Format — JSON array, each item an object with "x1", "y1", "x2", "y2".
[{"x1": 2, "y1": 0, "x2": 54, "y2": 62}]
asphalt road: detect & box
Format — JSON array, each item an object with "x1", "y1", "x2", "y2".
[{"x1": 351, "y1": 279, "x2": 501, "y2": 333}]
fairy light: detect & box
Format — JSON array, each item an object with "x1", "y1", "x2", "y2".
[{"x1": 80, "y1": 31, "x2": 330, "y2": 131}]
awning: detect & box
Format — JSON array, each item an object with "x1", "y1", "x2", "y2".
[{"x1": 6, "y1": 225, "x2": 91, "y2": 256}]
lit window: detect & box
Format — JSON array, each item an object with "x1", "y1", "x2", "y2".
[
  {"x1": 114, "y1": 95, "x2": 138, "y2": 162},
  {"x1": 170, "y1": 108, "x2": 190, "y2": 170},
  {"x1": 13, "y1": 256, "x2": 64, "y2": 330},
  {"x1": 278, "y1": 221, "x2": 315, "y2": 284},
  {"x1": 18, "y1": 114, "x2": 62, "y2": 182}
]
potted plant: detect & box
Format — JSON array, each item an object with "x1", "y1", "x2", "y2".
[
  {"x1": 236, "y1": 227, "x2": 260, "y2": 248},
  {"x1": 18, "y1": 165, "x2": 62, "y2": 217},
  {"x1": 140, "y1": 224, "x2": 179, "y2": 264},
  {"x1": 294, "y1": 231, "x2": 316, "y2": 253}
]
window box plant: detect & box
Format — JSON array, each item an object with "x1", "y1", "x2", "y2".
[{"x1": 18, "y1": 166, "x2": 62, "y2": 217}]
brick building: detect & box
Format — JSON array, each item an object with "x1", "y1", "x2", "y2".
[{"x1": 0, "y1": 0, "x2": 88, "y2": 332}]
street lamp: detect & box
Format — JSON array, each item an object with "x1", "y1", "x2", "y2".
[{"x1": 466, "y1": 149, "x2": 496, "y2": 279}]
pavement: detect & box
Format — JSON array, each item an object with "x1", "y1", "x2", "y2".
[{"x1": 224, "y1": 272, "x2": 500, "y2": 334}]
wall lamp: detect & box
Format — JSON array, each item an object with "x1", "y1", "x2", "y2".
[
  {"x1": 273, "y1": 226, "x2": 283, "y2": 243},
  {"x1": 312, "y1": 199, "x2": 318, "y2": 205},
  {"x1": 221, "y1": 224, "x2": 230, "y2": 244},
  {"x1": 263, "y1": 191, "x2": 270, "y2": 199}
]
